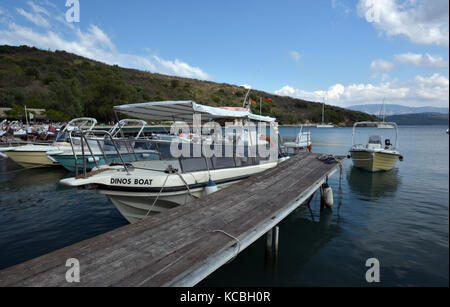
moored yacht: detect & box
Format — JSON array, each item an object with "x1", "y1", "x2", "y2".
[{"x1": 60, "y1": 100, "x2": 282, "y2": 223}]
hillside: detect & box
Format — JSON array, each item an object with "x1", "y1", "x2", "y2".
[
  {"x1": 386, "y1": 113, "x2": 449, "y2": 125},
  {"x1": 348, "y1": 104, "x2": 449, "y2": 116},
  {"x1": 0, "y1": 45, "x2": 376, "y2": 125}
]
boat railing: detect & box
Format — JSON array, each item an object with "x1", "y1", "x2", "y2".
[
  {"x1": 70, "y1": 130, "x2": 133, "y2": 177},
  {"x1": 69, "y1": 130, "x2": 280, "y2": 178}
]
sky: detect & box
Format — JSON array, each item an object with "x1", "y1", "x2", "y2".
[{"x1": 0, "y1": 0, "x2": 448, "y2": 108}]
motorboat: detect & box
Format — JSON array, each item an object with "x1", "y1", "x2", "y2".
[
  {"x1": 46, "y1": 119, "x2": 160, "y2": 172},
  {"x1": 283, "y1": 126, "x2": 312, "y2": 155},
  {"x1": 60, "y1": 100, "x2": 282, "y2": 223},
  {"x1": 2, "y1": 118, "x2": 97, "y2": 168},
  {"x1": 349, "y1": 121, "x2": 403, "y2": 172}
]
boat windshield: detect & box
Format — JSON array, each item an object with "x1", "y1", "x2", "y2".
[{"x1": 368, "y1": 135, "x2": 382, "y2": 145}]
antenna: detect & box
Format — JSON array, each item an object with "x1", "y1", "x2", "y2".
[{"x1": 243, "y1": 87, "x2": 252, "y2": 109}]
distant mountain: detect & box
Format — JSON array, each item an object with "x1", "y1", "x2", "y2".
[
  {"x1": 348, "y1": 104, "x2": 449, "y2": 116},
  {"x1": 385, "y1": 112, "x2": 449, "y2": 126}
]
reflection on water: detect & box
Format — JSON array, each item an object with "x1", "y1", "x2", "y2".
[
  {"x1": 347, "y1": 167, "x2": 401, "y2": 199},
  {"x1": 2, "y1": 167, "x2": 68, "y2": 191},
  {"x1": 0, "y1": 126, "x2": 448, "y2": 286},
  {"x1": 0, "y1": 158, "x2": 127, "y2": 270},
  {"x1": 199, "y1": 200, "x2": 342, "y2": 286}
]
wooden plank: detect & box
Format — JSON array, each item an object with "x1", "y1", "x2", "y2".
[{"x1": 0, "y1": 153, "x2": 344, "y2": 287}]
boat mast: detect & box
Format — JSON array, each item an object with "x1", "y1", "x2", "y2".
[{"x1": 322, "y1": 98, "x2": 325, "y2": 125}]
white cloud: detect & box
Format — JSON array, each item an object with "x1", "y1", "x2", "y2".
[
  {"x1": 27, "y1": 1, "x2": 50, "y2": 16},
  {"x1": 357, "y1": 0, "x2": 449, "y2": 47},
  {"x1": 370, "y1": 59, "x2": 395, "y2": 73},
  {"x1": 15, "y1": 1, "x2": 51, "y2": 28},
  {"x1": 152, "y1": 55, "x2": 211, "y2": 80},
  {"x1": 0, "y1": 12, "x2": 212, "y2": 80},
  {"x1": 16, "y1": 7, "x2": 50, "y2": 28},
  {"x1": 289, "y1": 50, "x2": 301, "y2": 63},
  {"x1": 275, "y1": 73, "x2": 449, "y2": 108},
  {"x1": 240, "y1": 84, "x2": 252, "y2": 90},
  {"x1": 395, "y1": 53, "x2": 449, "y2": 69},
  {"x1": 332, "y1": 0, "x2": 352, "y2": 14}
]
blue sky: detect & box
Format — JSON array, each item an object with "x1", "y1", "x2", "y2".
[{"x1": 0, "y1": 0, "x2": 448, "y2": 108}]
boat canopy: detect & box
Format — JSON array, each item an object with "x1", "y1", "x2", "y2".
[{"x1": 113, "y1": 101, "x2": 276, "y2": 123}]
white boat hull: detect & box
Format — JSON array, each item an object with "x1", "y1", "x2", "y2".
[
  {"x1": 350, "y1": 150, "x2": 401, "y2": 172},
  {"x1": 102, "y1": 179, "x2": 238, "y2": 223},
  {"x1": 61, "y1": 160, "x2": 278, "y2": 223}
]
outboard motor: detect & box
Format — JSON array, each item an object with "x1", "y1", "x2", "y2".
[{"x1": 385, "y1": 139, "x2": 391, "y2": 149}]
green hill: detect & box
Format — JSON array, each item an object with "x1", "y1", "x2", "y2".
[
  {"x1": 0, "y1": 45, "x2": 376, "y2": 125},
  {"x1": 386, "y1": 113, "x2": 449, "y2": 125}
]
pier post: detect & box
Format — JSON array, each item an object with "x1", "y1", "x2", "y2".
[
  {"x1": 274, "y1": 226, "x2": 279, "y2": 261},
  {"x1": 265, "y1": 229, "x2": 273, "y2": 261}
]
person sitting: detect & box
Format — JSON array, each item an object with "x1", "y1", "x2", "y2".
[
  {"x1": 27, "y1": 125, "x2": 39, "y2": 142},
  {"x1": 42, "y1": 124, "x2": 56, "y2": 141},
  {"x1": 0, "y1": 123, "x2": 14, "y2": 143}
]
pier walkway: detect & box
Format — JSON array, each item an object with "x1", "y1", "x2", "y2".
[{"x1": 0, "y1": 153, "x2": 344, "y2": 287}]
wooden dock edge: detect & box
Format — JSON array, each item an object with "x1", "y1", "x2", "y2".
[{"x1": 167, "y1": 163, "x2": 341, "y2": 286}]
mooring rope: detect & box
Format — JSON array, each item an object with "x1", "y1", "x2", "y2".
[
  {"x1": 209, "y1": 229, "x2": 242, "y2": 262},
  {"x1": 0, "y1": 163, "x2": 54, "y2": 175},
  {"x1": 145, "y1": 174, "x2": 170, "y2": 217}
]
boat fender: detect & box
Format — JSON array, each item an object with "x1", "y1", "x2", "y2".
[
  {"x1": 307, "y1": 144, "x2": 312, "y2": 152},
  {"x1": 87, "y1": 157, "x2": 100, "y2": 163},
  {"x1": 347, "y1": 154, "x2": 351, "y2": 159},
  {"x1": 321, "y1": 183, "x2": 334, "y2": 208},
  {"x1": 205, "y1": 179, "x2": 218, "y2": 195},
  {"x1": 399, "y1": 155, "x2": 404, "y2": 162}
]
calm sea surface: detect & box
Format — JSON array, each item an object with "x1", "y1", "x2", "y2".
[{"x1": 0, "y1": 126, "x2": 448, "y2": 286}]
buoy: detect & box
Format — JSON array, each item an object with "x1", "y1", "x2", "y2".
[
  {"x1": 321, "y1": 183, "x2": 334, "y2": 208},
  {"x1": 87, "y1": 157, "x2": 100, "y2": 163},
  {"x1": 205, "y1": 178, "x2": 218, "y2": 195}
]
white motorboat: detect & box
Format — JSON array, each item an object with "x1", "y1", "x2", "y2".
[
  {"x1": 46, "y1": 119, "x2": 159, "y2": 172},
  {"x1": 2, "y1": 118, "x2": 97, "y2": 168},
  {"x1": 60, "y1": 100, "x2": 282, "y2": 223},
  {"x1": 349, "y1": 121, "x2": 403, "y2": 172},
  {"x1": 283, "y1": 126, "x2": 312, "y2": 155}
]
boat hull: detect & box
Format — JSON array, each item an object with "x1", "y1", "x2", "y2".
[
  {"x1": 101, "y1": 180, "x2": 238, "y2": 223},
  {"x1": 350, "y1": 150, "x2": 400, "y2": 172},
  {"x1": 4, "y1": 151, "x2": 58, "y2": 168}
]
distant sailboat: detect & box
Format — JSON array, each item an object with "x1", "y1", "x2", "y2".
[
  {"x1": 377, "y1": 98, "x2": 395, "y2": 129},
  {"x1": 316, "y1": 100, "x2": 334, "y2": 128}
]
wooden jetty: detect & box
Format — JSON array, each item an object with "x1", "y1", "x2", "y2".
[{"x1": 0, "y1": 153, "x2": 344, "y2": 287}]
